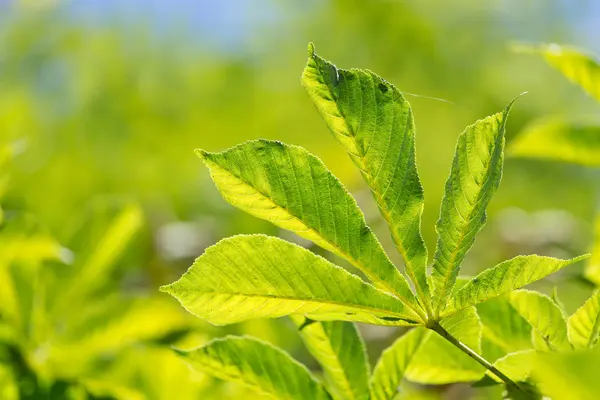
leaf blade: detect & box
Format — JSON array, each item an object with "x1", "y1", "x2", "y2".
[
  {"x1": 431, "y1": 103, "x2": 514, "y2": 315},
  {"x1": 198, "y1": 139, "x2": 421, "y2": 315},
  {"x1": 302, "y1": 45, "x2": 431, "y2": 311},
  {"x1": 509, "y1": 290, "x2": 571, "y2": 351},
  {"x1": 292, "y1": 318, "x2": 370, "y2": 400},
  {"x1": 515, "y1": 43, "x2": 600, "y2": 102},
  {"x1": 369, "y1": 328, "x2": 426, "y2": 400},
  {"x1": 405, "y1": 307, "x2": 486, "y2": 384},
  {"x1": 568, "y1": 290, "x2": 600, "y2": 349},
  {"x1": 508, "y1": 118, "x2": 600, "y2": 166},
  {"x1": 445, "y1": 254, "x2": 588, "y2": 316},
  {"x1": 162, "y1": 235, "x2": 419, "y2": 326},
  {"x1": 584, "y1": 214, "x2": 600, "y2": 285},
  {"x1": 178, "y1": 335, "x2": 331, "y2": 400}
]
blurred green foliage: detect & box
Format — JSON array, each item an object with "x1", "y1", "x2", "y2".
[{"x1": 0, "y1": 0, "x2": 599, "y2": 398}]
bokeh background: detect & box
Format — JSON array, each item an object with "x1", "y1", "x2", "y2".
[{"x1": 0, "y1": 0, "x2": 599, "y2": 398}]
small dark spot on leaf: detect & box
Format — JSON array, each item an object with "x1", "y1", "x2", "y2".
[
  {"x1": 378, "y1": 83, "x2": 389, "y2": 93},
  {"x1": 298, "y1": 318, "x2": 317, "y2": 331}
]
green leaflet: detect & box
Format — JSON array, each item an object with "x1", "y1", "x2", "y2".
[
  {"x1": 370, "y1": 328, "x2": 426, "y2": 400},
  {"x1": 177, "y1": 336, "x2": 331, "y2": 400},
  {"x1": 431, "y1": 102, "x2": 514, "y2": 316},
  {"x1": 568, "y1": 290, "x2": 600, "y2": 349},
  {"x1": 487, "y1": 350, "x2": 535, "y2": 383},
  {"x1": 444, "y1": 254, "x2": 588, "y2": 316},
  {"x1": 585, "y1": 215, "x2": 600, "y2": 285},
  {"x1": 302, "y1": 44, "x2": 431, "y2": 312},
  {"x1": 161, "y1": 235, "x2": 419, "y2": 326},
  {"x1": 198, "y1": 139, "x2": 420, "y2": 314},
  {"x1": 291, "y1": 318, "x2": 369, "y2": 400},
  {"x1": 515, "y1": 43, "x2": 600, "y2": 102},
  {"x1": 477, "y1": 296, "x2": 532, "y2": 357},
  {"x1": 54, "y1": 202, "x2": 144, "y2": 315},
  {"x1": 47, "y1": 297, "x2": 191, "y2": 377},
  {"x1": 533, "y1": 347, "x2": 600, "y2": 400},
  {"x1": 508, "y1": 118, "x2": 600, "y2": 166},
  {"x1": 406, "y1": 307, "x2": 485, "y2": 384},
  {"x1": 509, "y1": 290, "x2": 571, "y2": 352}
]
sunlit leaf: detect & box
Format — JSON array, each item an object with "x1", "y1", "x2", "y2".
[
  {"x1": 568, "y1": 290, "x2": 600, "y2": 349},
  {"x1": 444, "y1": 254, "x2": 587, "y2": 316},
  {"x1": 370, "y1": 328, "x2": 426, "y2": 400},
  {"x1": 292, "y1": 318, "x2": 369, "y2": 400},
  {"x1": 47, "y1": 296, "x2": 191, "y2": 377},
  {"x1": 508, "y1": 118, "x2": 600, "y2": 166},
  {"x1": 431, "y1": 102, "x2": 515, "y2": 315},
  {"x1": 514, "y1": 43, "x2": 600, "y2": 102},
  {"x1": 584, "y1": 214, "x2": 600, "y2": 285},
  {"x1": 509, "y1": 290, "x2": 571, "y2": 351},
  {"x1": 487, "y1": 350, "x2": 535, "y2": 383},
  {"x1": 57, "y1": 202, "x2": 143, "y2": 308},
  {"x1": 177, "y1": 335, "x2": 331, "y2": 400},
  {"x1": 162, "y1": 235, "x2": 419, "y2": 326},
  {"x1": 406, "y1": 307, "x2": 485, "y2": 384},
  {"x1": 302, "y1": 44, "x2": 430, "y2": 311},
  {"x1": 476, "y1": 296, "x2": 532, "y2": 358},
  {"x1": 533, "y1": 346, "x2": 600, "y2": 400},
  {"x1": 197, "y1": 139, "x2": 420, "y2": 312}
]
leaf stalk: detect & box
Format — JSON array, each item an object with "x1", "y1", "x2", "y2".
[{"x1": 429, "y1": 321, "x2": 530, "y2": 397}]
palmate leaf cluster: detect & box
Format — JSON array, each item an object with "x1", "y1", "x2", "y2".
[{"x1": 163, "y1": 44, "x2": 590, "y2": 399}]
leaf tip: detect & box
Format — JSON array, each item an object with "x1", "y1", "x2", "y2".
[
  {"x1": 572, "y1": 253, "x2": 592, "y2": 263},
  {"x1": 194, "y1": 148, "x2": 209, "y2": 160},
  {"x1": 159, "y1": 283, "x2": 175, "y2": 295},
  {"x1": 172, "y1": 347, "x2": 188, "y2": 358},
  {"x1": 307, "y1": 42, "x2": 315, "y2": 57}
]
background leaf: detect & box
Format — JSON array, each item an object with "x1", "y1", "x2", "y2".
[
  {"x1": 162, "y1": 235, "x2": 418, "y2": 326},
  {"x1": 514, "y1": 43, "x2": 600, "y2": 102},
  {"x1": 291, "y1": 318, "x2": 370, "y2": 400},
  {"x1": 178, "y1": 335, "x2": 331, "y2": 400},
  {"x1": 302, "y1": 45, "x2": 431, "y2": 311},
  {"x1": 508, "y1": 118, "x2": 600, "y2": 166},
  {"x1": 584, "y1": 215, "x2": 600, "y2": 285}
]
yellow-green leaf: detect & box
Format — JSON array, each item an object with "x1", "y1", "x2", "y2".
[
  {"x1": 584, "y1": 214, "x2": 600, "y2": 285},
  {"x1": 444, "y1": 254, "x2": 587, "y2": 317},
  {"x1": 406, "y1": 307, "x2": 485, "y2": 384},
  {"x1": 431, "y1": 102, "x2": 515, "y2": 315},
  {"x1": 198, "y1": 139, "x2": 420, "y2": 314},
  {"x1": 162, "y1": 235, "x2": 419, "y2": 326},
  {"x1": 178, "y1": 336, "x2": 331, "y2": 400},
  {"x1": 508, "y1": 118, "x2": 600, "y2": 166},
  {"x1": 370, "y1": 328, "x2": 426, "y2": 400},
  {"x1": 487, "y1": 350, "x2": 535, "y2": 383},
  {"x1": 515, "y1": 43, "x2": 600, "y2": 102},
  {"x1": 568, "y1": 290, "x2": 600, "y2": 349},
  {"x1": 292, "y1": 318, "x2": 369, "y2": 400},
  {"x1": 302, "y1": 44, "x2": 430, "y2": 312},
  {"x1": 509, "y1": 290, "x2": 571, "y2": 352}
]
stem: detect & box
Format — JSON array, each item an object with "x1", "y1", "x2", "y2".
[{"x1": 429, "y1": 322, "x2": 528, "y2": 396}]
